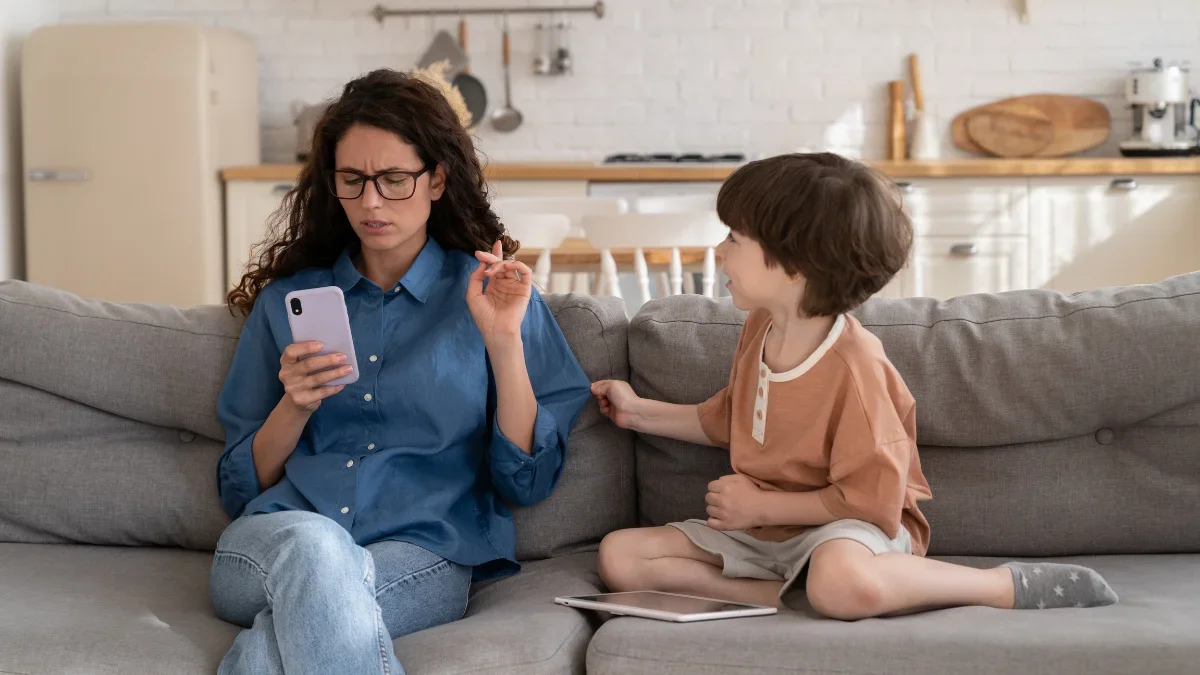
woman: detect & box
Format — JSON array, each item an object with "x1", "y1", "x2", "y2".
[{"x1": 212, "y1": 69, "x2": 591, "y2": 675}]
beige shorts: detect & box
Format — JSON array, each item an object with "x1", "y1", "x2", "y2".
[{"x1": 668, "y1": 518, "x2": 912, "y2": 604}]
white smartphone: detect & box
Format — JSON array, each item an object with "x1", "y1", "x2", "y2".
[
  {"x1": 284, "y1": 286, "x2": 360, "y2": 387},
  {"x1": 554, "y1": 591, "x2": 777, "y2": 623}
]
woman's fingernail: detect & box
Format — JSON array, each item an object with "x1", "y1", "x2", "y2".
[{"x1": 336, "y1": 354, "x2": 346, "y2": 362}]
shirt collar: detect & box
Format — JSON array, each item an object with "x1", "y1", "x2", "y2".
[
  {"x1": 332, "y1": 247, "x2": 363, "y2": 293},
  {"x1": 331, "y1": 237, "x2": 447, "y2": 304},
  {"x1": 396, "y1": 236, "x2": 446, "y2": 303}
]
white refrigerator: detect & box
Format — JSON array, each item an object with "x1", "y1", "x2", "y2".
[{"x1": 22, "y1": 21, "x2": 259, "y2": 306}]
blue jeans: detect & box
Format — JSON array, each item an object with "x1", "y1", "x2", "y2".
[{"x1": 210, "y1": 511, "x2": 472, "y2": 675}]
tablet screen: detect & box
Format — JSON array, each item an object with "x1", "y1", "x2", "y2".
[{"x1": 571, "y1": 591, "x2": 758, "y2": 614}]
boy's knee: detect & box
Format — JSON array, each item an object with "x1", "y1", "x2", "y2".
[
  {"x1": 805, "y1": 559, "x2": 886, "y2": 621},
  {"x1": 598, "y1": 528, "x2": 652, "y2": 591}
]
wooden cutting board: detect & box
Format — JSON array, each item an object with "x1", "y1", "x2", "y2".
[{"x1": 953, "y1": 95, "x2": 1111, "y2": 158}]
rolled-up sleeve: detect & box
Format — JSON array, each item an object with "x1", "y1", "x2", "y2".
[
  {"x1": 488, "y1": 293, "x2": 591, "y2": 507},
  {"x1": 215, "y1": 295, "x2": 284, "y2": 519}
]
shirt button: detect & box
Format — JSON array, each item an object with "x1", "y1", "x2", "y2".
[
  {"x1": 756, "y1": 409, "x2": 763, "y2": 420},
  {"x1": 364, "y1": 393, "x2": 373, "y2": 402},
  {"x1": 393, "y1": 286, "x2": 401, "y2": 293},
  {"x1": 1095, "y1": 428, "x2": 1115, "y2": 445},
  {"x1": 367, "y1": 443, "x2": 375, "y2": 450},
  {"x1": 346, "y1": 460, "x2": 354, "y2": 468},
  {"x1": 369, "y1": 355, "x2": 378, "y2": 362},
  {"x1": 760, "y1": 367, "x2": 767, "y2": 377},
  {"x1": 340, "y1": 507, "x2": 349, "y2": 514},
  {"x1": 757, "y1": 387, "x2": 763, "y2": 398}
]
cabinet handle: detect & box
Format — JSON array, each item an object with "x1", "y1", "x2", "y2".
[
  {"x1": 272, "y1": 183, "x2": 294, "y2": 194},
  {"x1": 28, "y1": 169, "x2": 90, "y2": 181},
  {"x1": 894, "y1": 181, "x2": 916, "y2": 194},
  {"x1": 1110, "y1": 178, "x2": 1138, "y2": 191},
  {"x1": 950, "y1": 243, "x2": 979, "y2": 257}
]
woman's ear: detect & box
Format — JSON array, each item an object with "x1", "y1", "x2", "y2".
[{"x1": 429, "y1": 164, "x2": 447, "y2": 201}]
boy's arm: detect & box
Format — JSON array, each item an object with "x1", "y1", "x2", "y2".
[
  {"x1": 628, "y1": 399, "x2": 712, "y2": 446},
  {"x1": 754, "y1": 489, "x2": 839, "y2": 527}
]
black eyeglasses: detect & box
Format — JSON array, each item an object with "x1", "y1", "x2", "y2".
[{"x1": 322, "y1": 166, "x2": 431, "y2": 201}]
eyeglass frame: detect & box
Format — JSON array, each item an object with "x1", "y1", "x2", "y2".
[{"x1": 321, "y1": 165, "x2": 432, "y2": 201}]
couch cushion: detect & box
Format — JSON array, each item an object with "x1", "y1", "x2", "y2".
[
  {"x1": 0, "y1": 544, "x2": 237, "y2": 675},
  {"x1": 513, "y1": 294, "x2": 637, "y2": 560},
  {"x1": 398, "y1": 553, "x2": 603, "y2": 674},
  {"x1": 586, "y1": 554, "x2": 1200, "y2": 675},
  {"x1": 0, "y1": 379, "x2": 229, "y2": 548},
  {"x1": 0, "y1": 281, "x2": 634, "y2": 558},
  {"x1": 629, "y1": 273, "x2": 1200, "y2": 556},
  {"x1": 0, "y1": 543, "x2": 600, "y2": 675},
  {"x1": 0, "y1": 280, "x2": 240, "y2": 439}
]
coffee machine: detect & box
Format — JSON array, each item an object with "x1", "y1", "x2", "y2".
[{"x1": 1120, "y1": 58, "x2": 1199, "y2": 157}]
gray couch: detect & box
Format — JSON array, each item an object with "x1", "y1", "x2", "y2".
[{"x1": 1, "y1": 273, "x2": 1197, "y2": 675}]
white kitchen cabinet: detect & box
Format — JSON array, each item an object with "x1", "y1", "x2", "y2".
[
  {"x1": 889, "y1": 178, "x2": 1031, "y2": 300},
  {"x1": 897, "y1": 237, "x2": 1030, "y2": 299},
  {"x1": 899, "y1": 178, "x2": 1030, "y2": 237},
  {"x1": 1029, "y1": 176, "x2": 1200, "y2": 294},
  {"x1": 225, "y1": 180, "x2": 294, "y2": 288}
]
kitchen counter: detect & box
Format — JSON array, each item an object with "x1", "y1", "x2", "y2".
[{"x1": 221, "y1": 157, "x2": 1200, "y2": 183}]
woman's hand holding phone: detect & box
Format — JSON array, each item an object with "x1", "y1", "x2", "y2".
[{"x1": 279, "y1": 341, "x2": 352, "y2": 413}]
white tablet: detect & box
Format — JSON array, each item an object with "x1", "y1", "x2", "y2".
[{"x1": 554, "y1": 591, "x2": 777, "y2": 623}]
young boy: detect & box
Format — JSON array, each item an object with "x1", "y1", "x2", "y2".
[{"x1": 591, "y1": 153, "x2": 1117, "y2": 619}]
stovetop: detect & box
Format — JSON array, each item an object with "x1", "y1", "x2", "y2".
[{"x1": 602, "y1": 152, "x2": 747, "y2": 164}]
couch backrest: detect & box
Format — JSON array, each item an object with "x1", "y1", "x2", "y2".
[
  {"x1": 629, "y1": 273, "x2": 1200, "y2": 557},
  {"x1": 0, "y1": 281, "x2": 635, "y2": 558}
]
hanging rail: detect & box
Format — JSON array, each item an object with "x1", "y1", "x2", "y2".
[{"x1": 371, "y1": 2, "x2": 605, "y2": 23}]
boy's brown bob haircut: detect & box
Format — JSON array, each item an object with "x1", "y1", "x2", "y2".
[{"x1": 716, "y1": 152, "x2": 913, "y2": 317}]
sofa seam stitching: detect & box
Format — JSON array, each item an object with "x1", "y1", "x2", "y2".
[{"x1": 0, "y1": 296, "x2": 239, "y2": 340}]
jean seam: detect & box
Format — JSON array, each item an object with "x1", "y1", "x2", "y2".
[
  {"x1": 374, "y1": 558, "x2": 454, "y2": 597},
  {"x1": 213, "y1": 549, "x2": 273, "y2": 604},
  {"x1": 363, "y1": 550, "x2": 391, "y2": 675}
]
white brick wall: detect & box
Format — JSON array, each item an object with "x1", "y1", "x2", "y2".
[{"x1": 55, "y1": 0, "x2": 1200, "y2": 163}]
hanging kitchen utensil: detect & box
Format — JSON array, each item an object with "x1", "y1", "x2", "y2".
[
  {"x1": 553, "y1": 15, "x2": 572, "y2": 75},
  {"x1": 490, "y1": 15, "x2": 524, "y2": 132},
  {"x1": 451, "y1": 18, "x2": 487, "y2": 128},
  {"x1": 416, "y1": 14, "x2": 468, "y2": 78},
  {"x1": 533, "y1": 21, "x2": 552, "y2": 75}
]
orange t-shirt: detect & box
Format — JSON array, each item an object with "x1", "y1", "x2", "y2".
[{"x1": 697, "y1": 309, "x2": 933, "y2": 556}]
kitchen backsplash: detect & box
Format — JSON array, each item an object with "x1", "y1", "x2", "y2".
[{"x1": 57, "y1": 0, "x2": 1200, "y2": 163}]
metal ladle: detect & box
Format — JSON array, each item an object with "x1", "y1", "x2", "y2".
[{"x1": 490, "y1": 13, "x2": 523, "y2": 133}]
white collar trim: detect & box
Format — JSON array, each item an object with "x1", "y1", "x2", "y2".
[{"x1": 760, "y1": 315, "x2": 845, "y2": 383}]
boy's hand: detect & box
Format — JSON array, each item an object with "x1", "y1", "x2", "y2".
[
  {"x1": 591, "y1": 380, "x2": 642, "y2": 430},
  {"x1": 706, "y1": 474, "x2": 767, "y2": 531}
]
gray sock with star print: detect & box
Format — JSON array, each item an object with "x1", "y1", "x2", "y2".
[{"x1": 1001, "y1": 562, "x2": 1118, "y2": 610}]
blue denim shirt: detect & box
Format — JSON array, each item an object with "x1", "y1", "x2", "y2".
[{"x1": 215, "y1": 236, "x2": 591, "y2": 578}]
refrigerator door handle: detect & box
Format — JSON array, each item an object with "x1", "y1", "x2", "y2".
[{"x1": 28, "y1": 169, "x2": 91, "y2": 181}]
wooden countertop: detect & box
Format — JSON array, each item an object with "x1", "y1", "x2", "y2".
[{"x1": 222, "y1": 157, "x2": 1200, "y2": 183}]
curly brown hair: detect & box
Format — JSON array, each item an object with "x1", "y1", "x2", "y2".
[
  {"x1": 716, "y1": 152, "x2": 912, "y2": 317},
  {"x1": 227, "y1": 68, "x2": 517, "y2": 315}
]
